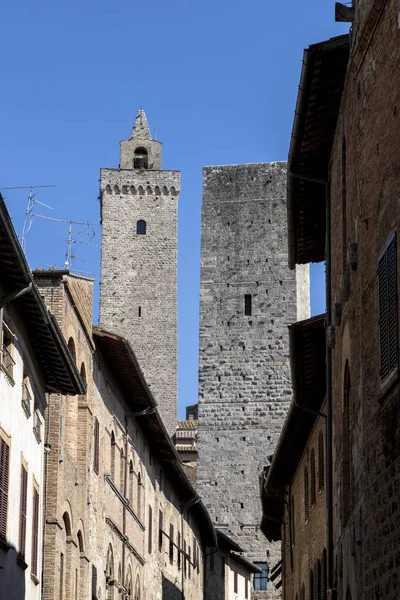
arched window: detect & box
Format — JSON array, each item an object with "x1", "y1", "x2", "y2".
[
  {"x1": 134, "y1": 574, "x2": 140, "y2": 600},
  {"x1": 342, "y1": 360, "x2": 353, "y2": 525},
  {"x1": 80, "y1": 363, "x2": 87, "y2": 391},
  {"x1": 125, "y1": 567, "x2": 133, "y2": 600},
  {"x1": 304, "y1": 467, "x2": 309, "y2": 522},
  {"x1": 310, "y1": 449, "x2": 316, "y2": 507},
  {"x1": 134, "y1": 147, "x2": 148, "y2": 169},
  {"x1": 106, "y1": 545, "x2": 114, "y2": 599},
  {"x1": 111, "y1": 431, "x2": 116, "y2": 481},
  {"x1": 113, "y1": 185, "x2": 120, "y2": 195},
  {"x1": 318, "y1": 431, "x2": 324, "y2": 492},
  {"x1": 129, "y1": 460, "x2": 134, "y2": 506},
  {"x1": 105, "y1": 185, "x2": 112, "y2": 194},
  {"x1": 136, "y1": 220, "x2": 146, "y2": 235},
  {"x1": 68, "y1": 337, "x2": 76, "y2": 363}
]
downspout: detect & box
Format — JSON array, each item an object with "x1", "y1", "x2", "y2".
[{"x1": 325, "y1": 175, "x2": 334, "y2": 597}]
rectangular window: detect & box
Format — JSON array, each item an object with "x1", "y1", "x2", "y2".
[
  {"x1": 19, "y1": 464, "x2": 28, "y2": 559},
  {"x1": 244, "y1": 294, "x2": 252, "y2": 316},
  {"x1": 148, "y1": 505, "x2": 153, "y2": 554},
  {"x1": 234, "y1": 571, "x2": 238, "y2": 593},
  {"x1": 60, "y1": 553, "x2": 64, "y2": 600},
  {"x1": 93, "y1": 418, "x2": 99, "y2": 475},
  {"x1": 91, "y1": 565, "x2": 97, "y2": 600},
  {"x1": 177, "y1": 531, "x2": 181, "y2": 570},
  {"x1": 31, "y1": 485, "x2": 40, "y2": 577},
  {"x1": 158, "y1": 510, "x2": 163, "y2": 551},
  {"x1": 183, "y1": 540, "x2": 187, "y2": 577},
  {"x1": 254, "y1": 563, "x2": 269, "y2": 591},
  {"x1": 245, "y1": 577, "x2": 249, "y2": 599},
  {"x1": 169, "y1": 524, "x2": 174, "y2": 564},
  {"x1": 379, "y1": 234, "x2": 398, "y2": 383},
  {"x1": 0, "y1": 436, "x2": 10, "y2": 540}
]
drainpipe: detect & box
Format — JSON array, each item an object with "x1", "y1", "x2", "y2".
[{"x1": 325, "y1": 175, "x2": 334, "y2": 598}]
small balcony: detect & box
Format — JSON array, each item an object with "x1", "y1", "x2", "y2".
[{"x1": 21, "y1": 382, "x2": 32, "y2": 418}]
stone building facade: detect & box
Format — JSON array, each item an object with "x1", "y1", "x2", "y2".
[
  {"x1": 100, "y1": 110, "x2": 180, "y2": 435},
  {"x1": 197, "y1": 163, "x2": 310, "y2": 597},
  {"x1": 261, "y1": 315, "x2": 327, "y2": 599},
  {"x1": 34, "y1": 269, "x2": 215, "y2": 600},
  {"x1": 287, "y1": 5, "x2": 400, "y2": 598},
  {"x1": 0, "y1": 196, "x2": 84, "y2": 600}
]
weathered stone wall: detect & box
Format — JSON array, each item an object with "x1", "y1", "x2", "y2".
[
  {"x1": 100, "y1": 154, "x2": 180, "y2": 436},
  {"x1": 328, "y1": 3, "x2": 400, "y2": 598},
  {"x1": 197, "y1": 162, "x2": 309, "y2": 597}
]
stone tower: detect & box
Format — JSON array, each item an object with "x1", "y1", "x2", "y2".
[
  {"x1": 100, "y1": 110, "x2": 180, "y2": 435},
  {"x1": 197, "y1": 162, "x2": 309, "y2": 595}
]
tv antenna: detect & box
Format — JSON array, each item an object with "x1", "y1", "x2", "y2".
[
  {"x1": 35, "y1": 215, "x2": 100, "y2": 270},
  {"x1": 1, "y1": 184, "x2": 56, "y2": 252}
]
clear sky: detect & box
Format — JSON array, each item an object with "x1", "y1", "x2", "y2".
[{"x1": 1, "y1": 1, "x2": 347, "y2": 418}]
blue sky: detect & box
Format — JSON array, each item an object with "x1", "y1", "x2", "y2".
[{"x1": 1, "y1": 1, "x2": 347, "y2": 418}]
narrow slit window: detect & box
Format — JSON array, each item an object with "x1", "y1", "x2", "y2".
[
  {"x1": 138, "y1": 306, "x2": 142, "y2": 317},
  {"x1": 136, "y1": 220, "x2": 146, "y2": 235},
  {"x1": 244, "y1": 295, "x2": 252, "y2": 316}
]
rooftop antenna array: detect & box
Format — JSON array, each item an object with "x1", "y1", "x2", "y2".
[
  {"x1": 36, "y1": 215, "x2": 100, "y2": 272},
  {"x1": 1, "y1": 184, "x2": 56, "y2": 252}
]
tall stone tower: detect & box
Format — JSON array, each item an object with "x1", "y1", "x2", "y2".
[
  {"x1": 100, "y1": 110, "x2": 180, "y2": 435},
  {"x1": 197, "y1": 162, "x2": 309, "y2": 595}
]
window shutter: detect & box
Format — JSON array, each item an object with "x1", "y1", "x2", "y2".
[
  {"x1": 321, "y1": 549, "x2": 327, "y2": 600},
  {"x1": 148, "y1": 505, "x2": 152, "y2": 554},
  {"x1": 158, "y1": 510, "x2": 163, "y2": 551},
  {"x1": 19, "y1": 465, "x2": 28, "y2": 558},
  {"x1": 177, "y1": 531, "x2": 181, "y2": 570},
  {"x1": 304, "y1": 467, "x2": 309, "y2": 522},
  {"x1": 318, "y1": 432, "x2": 324, "y2": 492},
  {"x1": 169, "y1": 523, "x2": 174, "y2": 563},
  {"x1": 379, "y1": 235, "x2": 398, "y2": 382},
  {"x1": 0, "y1": 438, "x2": 10, "y2": 539},
  {"x1": 31, "y1": 487, "x2": 40, "y2": 576},
  {"x1": 91, "y1": 565, "x2": 97, "y2": 600},
  {"x1": 93, "y1": 418, "x2": 99, "y2": 475},
  {"x1": 310, "y1": 449, "x2": 316, "y2": 507}
]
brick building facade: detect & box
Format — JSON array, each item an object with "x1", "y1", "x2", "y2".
[
  {"x1": 283, "y1": 3, "x2": 400, "y2": 598},
  {"x1": 33, "y1": 270, "x2": 215, "y2": 600}
]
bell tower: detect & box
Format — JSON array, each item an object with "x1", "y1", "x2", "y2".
[{"x1": 99, "y1": 109, "x2": 180, "y2": 435}]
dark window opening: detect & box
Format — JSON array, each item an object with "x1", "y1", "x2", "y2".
[
  {"x1": 138, "y1": 307, "x2": 141, "y2": 317},
  {"x1": 234, "y1": 571, "x2": 238, "y2": 593},
  {"x1": 254, "y1": 563, "x2": 269, "y2": 591},
  {"x1": 379, "y1": 234, "x2": 398, "y2": 383},
  {"x1": 244, "y1": 295, "x2": 252, "y2": 316},
  {"x1": 134, "y1": 147, "x2": 148, "y2": 169},
  {"x1": 169, "y1": 524, "x2": 174, "y2": 563},
  {"x1": 136, "y1": 220, "x2": 146, "y2": 235}
]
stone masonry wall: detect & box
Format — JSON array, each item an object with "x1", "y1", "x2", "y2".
[
  {"x1": 197, "y1": 162, "x2": 309, "y2": 598},
  {"x1": 100, "y1": 168, "x2": 180, "y2": 436}
]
